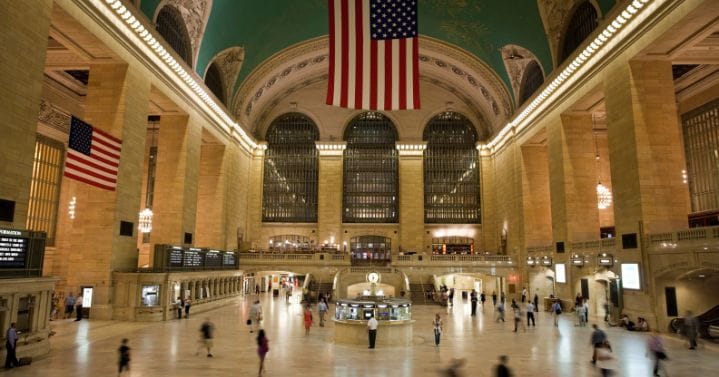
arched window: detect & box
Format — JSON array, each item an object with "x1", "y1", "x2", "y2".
[
  {"x1": 350, "y1": 235, "x2": 392, "y2": 262},
  {"x1": 423, "y1": 112, "x2": 480, "y2": 224},
  {"x1": 156, "y1": 6, "x2": 193, "y2": 67},
  {"x1": 262, "y1": 113, "x2": 319, "y2": 222},
  {"x1": 518, "y1": 60, "x2": 544, "y2": 105},
  {"x1": 204, "y1": 62, "x2": 224, "y2": 104},
  {"x1": 343, "y1": 112, "x2": 399, "y2": 223},
  {"x1": 560, "y1": 1, "x2": 599, "y2": 63}
]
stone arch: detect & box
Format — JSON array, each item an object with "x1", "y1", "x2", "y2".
[
  {"x1": 154, "y1": 0, "x2": 213, "y2": 68},
  {"x1": 558, "y1": 1, "x2": 600, "y2": 63},
  {"x1": 204, "y1": 46, "x2": 245, "y2": 107},
  {"x1": 500, "y1": 44, "x2": 546, "y2": 106}
]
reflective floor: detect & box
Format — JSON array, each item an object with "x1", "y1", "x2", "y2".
[{"x1": 5, "y1": 293, "x2": 718, "y2": 376}]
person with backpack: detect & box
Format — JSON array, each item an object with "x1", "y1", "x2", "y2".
[
  {"x1": 197, "y1": 318, "x2": 214, "y2": 357},
  {"x1": 551, "y1": 299, "x2": 562, "y2": 327},
  {"x1": 432, "y1": 313, "x2": 443, "y2": 346}
]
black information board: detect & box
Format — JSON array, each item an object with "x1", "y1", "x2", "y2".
[
  {"x1": 153, "y1": 244, "x2": 239, "y2": 271},
  {"x1": 0, "y1": 230, "x2": 27, "y2": 268},
  {"x1": 205, "y1": 251, "x2": 222, "y2": 267},
  {"x1": 222, "y1": 252, "x2": 236, "y2": 267},
  {"x1": 0, "y1": 228, "x2": 46, "y2": 278},
  {"x1": 168, "y1": 248, "x2": 184, "y2": 268}
]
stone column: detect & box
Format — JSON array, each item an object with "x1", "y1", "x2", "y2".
[
  {"x1": 0, "y1": 0, "x2": 53, "y2": 228},
  {"x1": 195, "y1": 143, "x2": 227, "y2": 249},
  {"x1": 53, "y1": 64, "x2": 150, "y2": 320},
  {"x1": 479, "y1": 147, "x2": 498, "y2": 251},
  {"x1": 604, "y1": 60, "x2": 690, "y2": 235},
  {"x1": 316, "y1": 143, "x2": 346, "y2": 247},
  {"x1": 397, "y1": 143, "x2": 425, "y2": 254},
  {"x1": 225, "y1": 146, "x2": 251, "y2": 251},
  {"x1": 151, "y1": 115, "x2": 201, "y2": 253},
  {"x1": 246, "y1": 144, "x2": 266, "y2": 249},
  {"x1": 547, "y1": 113, "x2": 601, "y2": 243},
  {"x1": 521, "y1": 145, "x2": 552, "y2": 246}
]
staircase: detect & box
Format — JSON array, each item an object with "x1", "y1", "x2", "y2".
[{"x1": 669, "y1": 304, "x2": 719, "y2": 341}]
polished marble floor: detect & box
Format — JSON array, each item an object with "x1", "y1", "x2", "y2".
[{"x1": 5, "y1": 293, "x2": 718, "y2": 376}]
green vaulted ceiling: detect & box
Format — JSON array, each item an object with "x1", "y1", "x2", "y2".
[{"x1": 140, "y1": 0, "x2": 616, "y2": 99}]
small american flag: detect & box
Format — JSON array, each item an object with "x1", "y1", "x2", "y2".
[
  {"x1": 64, "y1": 116, "x2": 122, "y2": 191},
  {"x1": 327, "y1": 0, "x2": 420, "y2": 111}
]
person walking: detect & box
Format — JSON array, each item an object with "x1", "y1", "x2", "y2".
[
  {"x1": 432, "y1": 313, "x2": 443, "y2": 346},
  {"x1": 4, "y1": 322, "x2": 18, "y2": 369},
  {"x1": 480, "y1": 291, "x2": 487, "y2": 312},
  {"x1": 176, "y1": 297, "x2": 183, "y2": 319},
  {"x1": 250, "y1": 300, "x2": 262, "y2": 333},
  {"x1": 595, "y1": 341, "x2": 616, "y2": 376},
  {"x1": 197, "y1": 318, "x2": 214, "y2": 357},
  {"x1": 533, "y1": 294, "x2": 539, "y2": 312},
  {"x1": 526, "y1": 301, "x2": 536, "y2": 327},
  {"x1": 64, "y1": 293, "x2": 75, "y2": 319},
  {"x1": 647, "y1": 330, "x2": 667, "y2": 377},
  {"x1": 496, "y1": 300, "x2": 505, "y2": 323},
  {"x1": 117, "y1": 338, "x2": 130, "y2": 376},
  {"x1": 303, "y1": 305, "x2": 313, "y2": 335},
  {"x1": 448, "y1": 288, "x2": 455, "y2": 307},
  {"x1": 257, "y1": 329, "x2": 269, "y2": 376},
  {"x1": 590, "y1": 324, "x2": 608, "y2": 364},
  {"x1": 470, "y1": 290, "x2": 478, "y2": 316},
  {"x1": 367, "y1": 314, "x2": 378, "y2": 349},
  {"x1": 683, "y1": 310, "x2": 700, "y2": 350},
  {"x1": 494, "y1": 355, "x2": 512, "y2": 377},
  {"x1": 184, "y1": 298, "x2": 192, "y2": 319},
  {"x1": 512, "y1": 304, "x2": 525, "y2": 332},
  {"x1": 75, "y1": 293, "x2": 83, "y2": 321},
  {"x1": 443, "y1": 358, "x2": 465, "y2": 377},
  {"x1": 521, "y1": 287, "x2": 527, "y2": 303},
  {"x1": 577, "y1": 302, "x2": 587, "y2": 327},
  {"x1": 551, "y1": 299, "x2": 562, "y2": 327},
  {"x1": 492, "y1": 291, "x2": 497, "y2": 307},
  {"x1": 318, "y1": 299, "x2": 328, "y2": 327}
]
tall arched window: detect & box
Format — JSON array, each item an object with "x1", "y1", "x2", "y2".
[
  {"x1": 262, "y1": 113, "x2": 319, "y2": 222},
  {"x1": 204, "y1": 62, "x2": 224, "y2": 104},
  {"x1": 156, "y1": 6, "x2": 193, "y2": 67},
  {"x1": 423, "y1": 112, "x2": 480, "y2": 224},
  {"x1": 343, "y1": 112, "x2": 399, "y2": 223},
  {"x1": 560, "y1": 1, "x2": 599, "y2": 63},
  {"x1": 518, "y1": 60, "x2": 544, "y2": 105}
]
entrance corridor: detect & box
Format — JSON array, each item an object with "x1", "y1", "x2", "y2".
[{"x1": 5, "y1": 294, "x2": 718, "y2": 376}]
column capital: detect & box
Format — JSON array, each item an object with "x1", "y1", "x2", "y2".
[
  {"x1": 252, "y1": 142, "x2": 268, "y2": 157},
  {"x1": 395, "y1": 142, "x2": 427, "y2": 156},
  {"x1": 315, "y1": 142, "x2": 347, "y2": 156}
]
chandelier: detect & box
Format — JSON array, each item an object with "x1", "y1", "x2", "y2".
[
  {"x1": 593, "y1": 114, "x2": 612, "y2": 210},
  {"x1": 138, "y1": 208, "x2": 153, "y2": 233}
]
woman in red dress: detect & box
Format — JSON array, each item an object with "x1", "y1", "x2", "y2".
[{"x1": 303, "y1": 305, "x2": 313, "y2": 336}]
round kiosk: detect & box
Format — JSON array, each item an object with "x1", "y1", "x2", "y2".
[{"x1": 333, "y1": 297, "x2": 413, "y2": 346}]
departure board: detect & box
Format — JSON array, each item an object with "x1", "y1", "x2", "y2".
[
  {"x1": 222, "y1": 252, "x2": 236, "y2": 267},
  {"x1": 168, "y1": 247, "x2": 184, "y2": 267},
  {"x1": 0, "y1": 229, "x2": 27, "y2": 268},
  {"x1": 183, "y1": 249, "x2": 203, "y2": 267},
  {"x1": 205, "y1": 251, "x2": 222, "y2": 267}
]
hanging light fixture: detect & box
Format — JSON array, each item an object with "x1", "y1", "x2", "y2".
[
  {"x1": 593, "y1": 114, "x2": 612, "y2": 209},
  {"x1": 138, "y1": 208, "x2": 153, "y2": 233}
]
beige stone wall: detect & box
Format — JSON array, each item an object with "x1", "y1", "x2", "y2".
[
  {"x1": 224, "y1": 145, "x2": 251, "y2": 251},
  {"x1": 480, "y1": 152, "x2": 498, "y2": 251},
  {"x1": 0, "y1": 0, "x2": 53, "y2": 229},
  {"x1": 490, "y1": 143, "x2": 524, "y2": 255},
  {"x1": 398, "y1": 155, "x2": 424, "y2": 253},
  {"x1": 246, "y1": 151, "x2": 265, "y2": 249},
  {"x1": 195, "y1": 143, "x2": 227, "y2": 249},
  {"x1": 520, "y1": 145, "x2": 552, "y2": 247},
  {"x1": 317, "y1": 154, "x2": 343, "y2": 247}
]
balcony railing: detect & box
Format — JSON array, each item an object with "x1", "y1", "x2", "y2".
[
  {"x1": 648, "y1": 225, "x2": 719, "y2": 249},
  {"x1": 238, "y1": 252, "x2": 350, "y2": 266},
  {"x1": 238, "y1": 252, "x2": 513, "y2": 268}
]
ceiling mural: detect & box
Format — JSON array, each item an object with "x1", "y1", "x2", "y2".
[{"x1": 138, "y1": 0, "x2": 570, "y2": 94}]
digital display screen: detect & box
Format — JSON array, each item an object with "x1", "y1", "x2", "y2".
[
  {"x1": 168, "y1": 248, "x2": 184, "y2": 267},
  {"x1": 205, "y1": 251, "x2": 222, "y2": 267},
  {"x1": 621, "y1": 263, "x2": 641, "y2": 290},
  {"x1": 183, "y1": 250, "x2": 202, "y2": 267},
  {"x1": 0, "y1": 230, "x2": 27, "y2": 268},
  {"x1": 222, "y1": 252, "x2": 236, "y2": 266},
  {"x1": 555, "y1": 263, "x2": 566, "y2": 283}
]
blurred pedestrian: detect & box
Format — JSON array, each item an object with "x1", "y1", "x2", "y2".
[
  {"x1": 683, "y1": 311, "x2": 700, "y2": 350},
  {"x1": 526, "y1": 301, "x2": 536, "y2": 327},
  {"x1": 257, "y1": 329, "x2": 269, "y2": 376},
  {"x1": 492, "y1": 291, "x2": 497, "y2": 307},
  {"x1": 303, "y1": 305, "x2": 313, "y2": 335},
  {"x1": 184, "y1": 298, "x2": 192, "y2": 319},
  {"x1": 433, "y1": 313, "x2": 443, "y2": 346},
  {"x1": 495, "y1": 355, "x2": 512, "y2": 377},
  {"x1": 595, "y1": 341, "x2": 615, "y2": 376},
  {"x1": 197, "y1": 318, "x2": 214, "y2": 357},
  {"x1": 64, "y1": 293, "x2": 75, "y2": 319},
  {"x1": 480, "y1": 291, "x2": 487, "y2": 312},
  {"x1": 551, "y1": 299, "x2": 562, "y2": 327},
  {"x1": 442, "y1": 358, "x2": 465, "y2": 377},
  {"x1": 117, "y1": 338, "x2": 130, "y2": 376},
  {"x1": 250, "y1": 300, "x2": 262, "y2": 333},
  {"x1": 647, "y1": 330, "x2": 667, "y2": 377},
  {"x1": 512, "y1": 304, "x2": 525, "y2": 332},
  {"x1": 590, "y1": 324, "x2": 608, "y2": 364},
  {"x1": 75, "y1": 293, "x2": 83, "y2": 321},
  {"x1": 496, "y1": 301, "x2": 505, "y2": 323},
  {"x1": 318, "y1": 299, "x2": 328, "y2": 327},
  {"x1": 470, "y1": 290, "x2": 478, "y2": 316},
  {"x1": 367, "y1": 314, "x2": 378, "y2": 349},
  {"x1": 4, "y1": 322, "x2": 18, "y2": 369}
]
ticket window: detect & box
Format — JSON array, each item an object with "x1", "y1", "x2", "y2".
[{"x1": 141, "y1": 285, "x2": 160, "y2": 306}]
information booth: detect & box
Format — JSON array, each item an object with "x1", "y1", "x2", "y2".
[{"x1": 333, "y1": 298, "x2": 413, "y2": 346}]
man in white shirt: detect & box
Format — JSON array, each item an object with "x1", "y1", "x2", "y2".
[
  {"x1": 249, "y1": 300, "x2": 262, "y2": 333},
  {"x1": 367, "y1": 314, "x2": 378, "y2": 349}
]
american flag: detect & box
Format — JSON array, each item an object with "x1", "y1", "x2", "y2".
[
  {"x1": 327, "y1": 0, "x2": 420, "y2": 111},
  {"x1": 64, "y1": 116, "x2": 122, "y2": 191}
]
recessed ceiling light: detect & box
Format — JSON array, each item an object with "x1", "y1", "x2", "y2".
[{"x1": 698, "y1": 274, "x2": 706, "y2": 278}]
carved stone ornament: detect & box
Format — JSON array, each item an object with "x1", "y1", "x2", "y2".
[
  {"x1": 38, "y1": 99, "x2": 71, "y2": 133},
  {"x1": 156, "y1": 0, "x2": 213, "y2": 67}
]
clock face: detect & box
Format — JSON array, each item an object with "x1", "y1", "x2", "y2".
[{"x1": 368, "y1": 272, "x2": 379, "y2": 283}]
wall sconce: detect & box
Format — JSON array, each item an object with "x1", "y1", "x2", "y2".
[
  {"x1": 138, "y1": 208, "x2": 153, "y2": 233},
  {"x1": 68, "y1": 196, "x2": 77, "y2": 219},
  {"x1": 541, "y1": 256, "x2": 553, "y2": 267},
  {"x1": 571, "y1": 254, "x2": 585, "y2": 267},
  {"x1": 597, "y1": 253, "x2": 614, "y2": 266}
]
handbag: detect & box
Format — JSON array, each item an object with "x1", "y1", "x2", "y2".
[
  {"x1": 246, "y1": 319, "x2": 251, "y2": 326},
  {"x1": 555, "y1": 307, "x2": 562, "y2": 315}
]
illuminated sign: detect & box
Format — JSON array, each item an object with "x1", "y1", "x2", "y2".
[
  {"x1": 555, "y1": 264, "x2": 566, "y2": 283},
  {"x1": 621, "y1": 263, "x2": 641, "y2": 290}
]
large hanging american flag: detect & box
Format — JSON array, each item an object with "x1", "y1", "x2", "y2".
[
  {"x1": 64, "y1": 116, "x2": 122, "y2": 191},
  {"x1": 327, "y1": 0, "x2": 420, "y2": 111}
]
